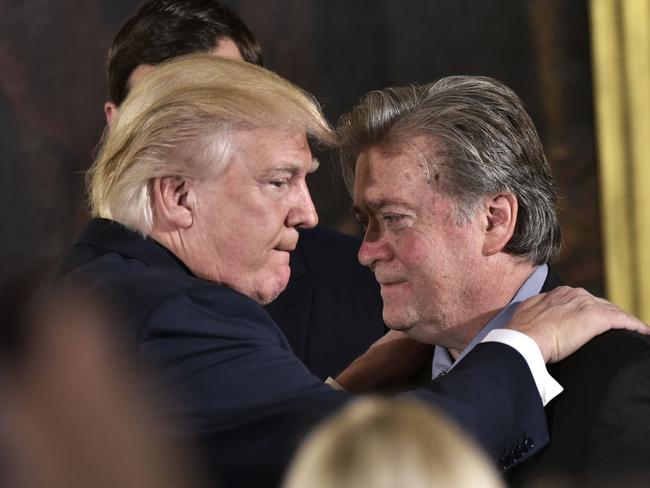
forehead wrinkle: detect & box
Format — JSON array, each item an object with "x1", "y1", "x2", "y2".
[
  {"x1": 353, "y1": 191, "x2": 414, "y2": 213},
  {"x1": 383, "y1": 137, "x2": 436, "y2": 183},
  {"x1": 353, "y1": 143, "x2": 430, "y2": 212},
  {"x1": 357, "y1": 148, "x2": 429, "y2": 187}
]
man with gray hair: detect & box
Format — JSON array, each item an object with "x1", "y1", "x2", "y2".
[{"x1": 339, "y1": 75, "x2": 650, "y2": 484}]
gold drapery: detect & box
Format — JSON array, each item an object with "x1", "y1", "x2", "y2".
[{"x1": 590, "y1": 0, "x2": 650, "y2": 321}]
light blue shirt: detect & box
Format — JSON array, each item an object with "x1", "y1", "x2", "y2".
[{"x1": 431, "y1": 264, "x2": 549, "y2": 379}]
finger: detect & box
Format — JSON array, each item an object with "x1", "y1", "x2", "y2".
[{"x1": 607, "y1": 313, "x2": 650, "y2": 334}]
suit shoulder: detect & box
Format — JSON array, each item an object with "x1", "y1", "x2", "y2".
[
  {"x1": 60, "y1": 248, "x2": 282, "y2": 343},
  {"x1": 149, "y1": 279, "x2": 274, "y2": 328},
  {"x1": 143, "y1": 284, "x2": 287, "y2": 346},
  {"x1": 550, "y1": 329, "x2": 650, "y2": 381},
  {"x1": 580, "y1": 329, "x2": 650, "y2": 359}
]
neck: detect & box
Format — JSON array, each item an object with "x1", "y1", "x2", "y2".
[
  {"x1": 439, "y1": 259, "x2": 539, "y2": 357},
  {"x1": 150, "y1": 227, "x2": 193, "y2": 270}
]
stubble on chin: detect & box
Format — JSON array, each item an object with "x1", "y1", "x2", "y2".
[
  {"x1": 385, "y1": 303, "x2": 456, "y2": 347},
  {"x1": 382, "y1": 304, "x2": 418, "y2": 333}
]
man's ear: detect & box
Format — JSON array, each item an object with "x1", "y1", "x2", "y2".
[
  {"x1": 152, "y1": 176, "x2": 194, "y2": 229},
  {"x1": 104, "y1": 102, "x2": 119, "y2": 127},
  {"x1": 482, "y1": 193, "x2": 518, "y2": 256}
]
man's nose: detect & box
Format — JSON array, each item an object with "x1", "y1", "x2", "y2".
[
  {"x1": 358, "y1": 227, "x2": 392, "y2": 268},
  {"x1": 287, "y1": 182, "x2": 318, "y2": 229}
]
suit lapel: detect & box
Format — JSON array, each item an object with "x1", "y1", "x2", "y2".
[
  {"x1": 540, "y1": 266, "x2": 563, "y2": 292},
  {"x1": 505, "y1": 266, "x2": 565, "y2": 484}
]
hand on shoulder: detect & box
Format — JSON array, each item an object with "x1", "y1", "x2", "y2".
[{"x1": 507, "y1": 286, "x2": 649, "y2": 363}]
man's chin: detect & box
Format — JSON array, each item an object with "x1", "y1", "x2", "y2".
[
  {"x1": 255, "y1": 267, "x2": 291, "y2": 305},
  {"x1": 253, "y1": 286, "x2": 283, "y2": 305},
  {"x1": 383, "y1": 310, "x2": 416, "y2": 334}
]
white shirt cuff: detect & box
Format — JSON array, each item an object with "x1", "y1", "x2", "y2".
[
  {"x1": 482, "y1": 329, "x2": 563, "y2": 406},
  {"x1": 325, "y1": 376, "x2": 345, "y2": 390}
]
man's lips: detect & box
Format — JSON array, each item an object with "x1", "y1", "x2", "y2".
[
  {"x1": 274, "y1": 238, "x2": 298, "y2": 253},
  {"x1": 378, "y1": 281, "x2": 409, "y2": 299},
  {"x1": 376, "y1": 278, "x2": 408, "y2": 288},
  {"x1": 374, "y1": 272, "x2": 405, "y2": 285},
  {"x1": 275, "y1": 245, "x2": 296, "y2": 253},
  {"x1": 274, "y1": 243, "x2": 297, "y2": 255}
]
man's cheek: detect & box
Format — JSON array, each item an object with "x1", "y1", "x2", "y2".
[{"x1": 399, "y1": 234, "x2": 433, "y2": 269}]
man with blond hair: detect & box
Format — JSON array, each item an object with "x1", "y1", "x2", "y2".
[{"x1": 101, "y1": 0, "x2": 387, "y2": 382}]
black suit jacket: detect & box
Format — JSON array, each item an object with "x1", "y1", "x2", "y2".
[
  {"x1": 55, "y1": 219, "x2": 550, "y2": 487},
  {"x1": 264, "y1": 226, "x2": 386, "y2": 379},
  {"x1": 506, "y1": 269, "x2": 650, "y2": 486}
]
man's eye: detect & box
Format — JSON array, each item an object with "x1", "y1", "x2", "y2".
[
  {"x1": 383, "y1": 214, "x2": 404, "y2": 224},
  {"x1": 269, "y1": 180, "x2": 289, "y2": 189}
]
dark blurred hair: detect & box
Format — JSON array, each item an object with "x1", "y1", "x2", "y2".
[{"x1": 107, "y1": 0, "x2": 263, "y2": 105}]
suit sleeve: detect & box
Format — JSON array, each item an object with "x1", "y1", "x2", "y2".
[
  {"x1": 138, "y1": 289, "x2": 350, "y2": 486},
  {"x1": 137, "y1": 289, "x2": 549, "y2": 485},
  {"x1": 410, "y1": 341, "x2": 549, "y2": 468}
]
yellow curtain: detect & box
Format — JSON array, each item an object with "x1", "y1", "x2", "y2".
[{"x1": 590, "y1": 0, "x2": 650, "y2": 321}]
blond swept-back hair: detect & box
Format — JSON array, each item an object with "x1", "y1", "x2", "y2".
[
  {"x1": 88, "y1": 54, "x2": 335, "y2": 234},
  {"x1": 284, "y1": 397, "x2": 504, "y2": 488}
]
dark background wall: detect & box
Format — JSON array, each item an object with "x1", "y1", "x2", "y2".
[{"x1": 0, "y1": 0, "x2": 602, "y2": 304}]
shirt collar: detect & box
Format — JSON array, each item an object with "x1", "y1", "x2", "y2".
[{"x1": 431, "y1": 264, "x2": 548, "y2": 379}]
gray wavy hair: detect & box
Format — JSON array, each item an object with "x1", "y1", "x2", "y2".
[{"x1": 337, "y1": 75, "x2": 561, "y2": 265}]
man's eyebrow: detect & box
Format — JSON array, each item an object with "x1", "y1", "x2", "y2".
[
  {"x1": 262, "y1": 158, "x2": 319, "y2": 177},
  {"x1": 352, "y1": 197, "x2": 412, "y2": 213},
  {"x1": 261, "y1": 162, "x2": 302, "y2": 177}
]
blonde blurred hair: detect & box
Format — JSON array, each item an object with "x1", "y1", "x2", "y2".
[
  {"x1": 284, "y1": 397, "x2": 504, "y2": 488},
  {"x1": 87, "y1": 54, "x2": 335, "y2": 234}
]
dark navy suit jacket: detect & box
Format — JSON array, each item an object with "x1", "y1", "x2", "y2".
[
  {"x1": 265, "y1": 226, "x2": 386, "y2": 380},
  {"x1": 506, "y1": 269, "x2": 650, "y2": 486},
  {"x1": 56, "y1": 219, "x2": 549, "y2": 488}
]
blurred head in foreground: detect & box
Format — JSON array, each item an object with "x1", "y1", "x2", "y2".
[
  {"x1": 284, "y1": 397, "x2": 504, "y2": 488},
  {"x1": 0, "y1": 286, "x2": 201, "y2": 488}
]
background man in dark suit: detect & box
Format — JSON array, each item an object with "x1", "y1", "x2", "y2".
[
  {"x1": 101, "y1": 0, "x2": 387, "y2": 381},
  {"x1": 338, "y1": 75, "x2": 650, "y2": 484},
  {"x1": 55, "y1": 55, "x2": 647, "y2": 487}
]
